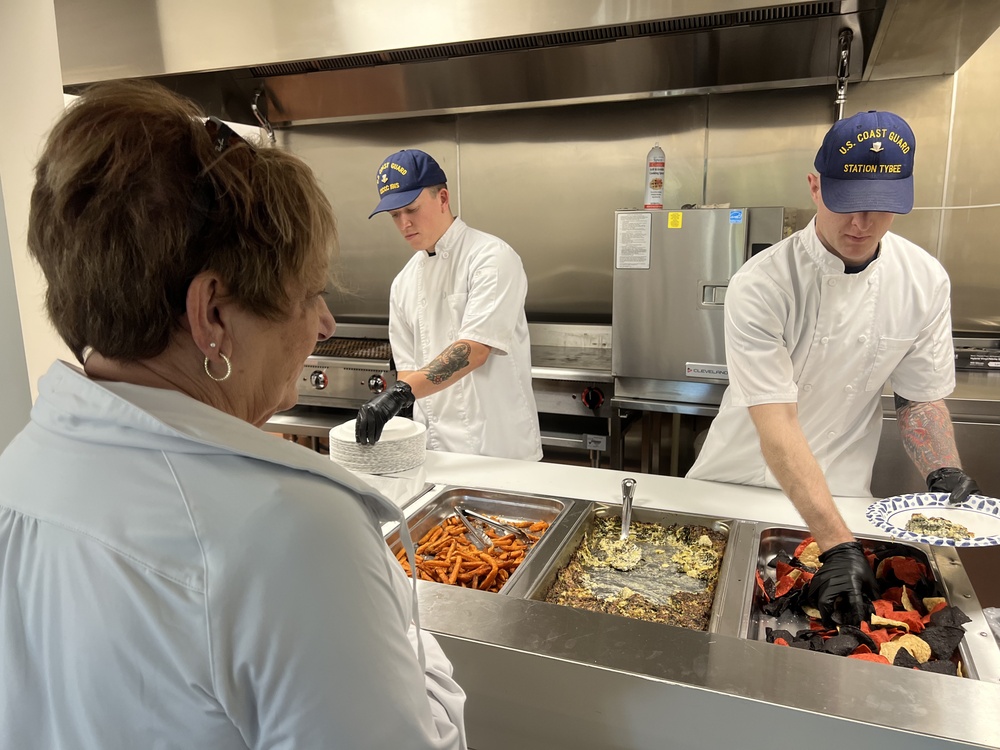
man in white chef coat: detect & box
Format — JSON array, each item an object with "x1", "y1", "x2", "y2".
[
  {"x1": 356, "y1": 149, "x2": 542, "y2": 461},
  {"x1": 687, "y1": 111, "x2": 980, "y2": 626}
]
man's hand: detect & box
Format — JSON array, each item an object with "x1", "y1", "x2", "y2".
[
  {"x1": 802, "y1": 541, "x2": 876, "y2": 628},
  {"x1": 355, "y1": 381, "x2": 415, "y2": 445},
  {"x1": 926, "y1": 467, "x2": 980, "y2": 505}
]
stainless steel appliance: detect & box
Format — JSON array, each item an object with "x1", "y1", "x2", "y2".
[
  {"x1": 610, "y1": 207, "x2": 805, "y2": 470},
  {"x1": 270, "y1": 321, "x2": 615, "y2": 464},
  {"x1": 295, "y1": 323, "x2": 396, "y2": 409}
]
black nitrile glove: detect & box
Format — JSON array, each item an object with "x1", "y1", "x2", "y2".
[
  {"x1": 927, "y1": 467, "x2": 980, "y2": 505},
  {"x1": 355, "y1": 381, "x2": 415, "y2": 445},
  {"x1": 802, "y1": 541, "x2": 876, "y2": 628}
]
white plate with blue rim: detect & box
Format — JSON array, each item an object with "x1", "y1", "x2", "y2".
[{"x1": 866, "y1": 492, "x2": 1000, "y2": 547}]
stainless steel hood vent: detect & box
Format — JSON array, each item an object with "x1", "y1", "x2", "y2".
[
  {"x1": 246, "y1": 3, "x2": 840, "y2": 77},
  {"x1": 56, "y1": 0, "x2": 1000, "y2": 126}
]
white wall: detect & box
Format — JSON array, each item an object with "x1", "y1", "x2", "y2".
[{"x1": 0, "y1": 0, "x2": 73, "y2": 407}]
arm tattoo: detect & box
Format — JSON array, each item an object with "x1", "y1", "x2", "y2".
[
  {"x1": 423, "y1": 342, "x2": 472, "y2": 385},
  {"x1": 894, "y1": 395, "x2": 961, "y2": 476}
]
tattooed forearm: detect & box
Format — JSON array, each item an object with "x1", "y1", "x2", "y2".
[
  {"x1": 894, "y1": 395, "x2": 961, "y2": 476},
  {"x1": 423, "y1": 342, "x2": 472, "y2": 385}
]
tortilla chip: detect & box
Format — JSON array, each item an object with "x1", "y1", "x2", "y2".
[
  {"x1": 871, "y1": 613, "x2": 909, "y2": 631},
  {"x1": 921, "y1": 625, "x2": 966, "y2": 661},
  {"x1": 802, "y1": 605, "x2": 821, "y2": 619},
  {"x1": 861, "y1": 621, "x2": 894, "y2": 646},
  {"x1": 890, "y1": 557, "x2": 927, "y2": 586},
  {"x1": 775, "y1": 569, "x2": 802, "y2": 597},
  {"x1": 893, "y1": 647, "x2": 921, "y2": 669},
  {"x1": 895, "y1": 634, "x2": 932, "y2": 663},
  {"x1": 794, "y1": 537, "x2": 817, "y2": 559},
  {"x1": 823, "y1": 633, "x2": 861, "y2": 657},
  {"x1": 798, "y1": 541, "x2": 822, "y2": 570},
  {"x1": 838, "y1": 624, "x2": 878, "y2": 653},
  {"x1": 900, "y1": 587, "x2": 917, "y2": 612},
  {"x1": 873, "y1": 599, "x2": 897, "y2": 619},
  {"x1": 923, "y1": 597, "x2": 946, "y2": 614},
  {"x1": 929, "y1": 606, "x2": 972, "y2": 629},
  {"x1": 881, "y1": 586, "x2": 904, "y2": 606},
  {"x1": 890, "y1": 610, "x2": 926, "y2": 634},
  {"x1": 918, "y1": 660, "x2": 958, "y2": 676}
]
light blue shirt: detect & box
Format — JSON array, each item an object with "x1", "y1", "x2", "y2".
[{"x1": 0, "y1": 362, "x2": 466, "y2": 749}]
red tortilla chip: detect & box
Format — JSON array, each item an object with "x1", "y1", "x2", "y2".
[
  {"x1": 848, "y1": 652, "x2": 890, "y2": 665},
  {"x1": 774, "y1": 569, "x2": 802, "y2": 597},
  {"x1": 774, "y1": 637, "x2": 789, "y2": 646},
  {"x1": 881, "y1": 586, "x2": 904, "y2": 605},
  {"x1": 754, "y1": 569, "x2": 770, "y2": 601},
  {"x1": 775, "y1": 560, "x2": 795, "y2": 580},
  {"x1": 873, "y1": 599, "x2": 896, "y2": 618},
  {"x1": 861, "y1": 621, "x2": 893, "y2": 645},
  {"x1": 794, "y1": 537, "x2": 816, "y2": 558},
  {"x1": 890, "y1": 557, "x2": 927, "y2": 585},
  {"x1": 926, "y1": 600, "x2": 948, "y2": 616},
  {"x1": 852, "y1": 644, "x2": 874, "y2": 655},
  {"x1": 890, "y1": 610, "x2": 926, "y2": 634}
]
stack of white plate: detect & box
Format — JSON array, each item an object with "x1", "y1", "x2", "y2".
[{"x1": 328, "y1": 417, "x2": 427, "y2": 475}]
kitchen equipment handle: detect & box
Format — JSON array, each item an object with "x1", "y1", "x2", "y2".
[{"x1": 620, "y1": 477, "x2": 637, "y2": 540}]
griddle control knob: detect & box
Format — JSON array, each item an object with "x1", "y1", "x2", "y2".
[
  {"x1": 309, "y1": 370, "x2": 328, "y2": 390},
  {"x1": 368, "y1": 374, "x2": 386, "y2": 394},
  {"x1": 582, "y1": 386, "x2": 605, "y2": 410}
]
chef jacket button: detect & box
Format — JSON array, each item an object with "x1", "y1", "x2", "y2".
[
  {"x1": 858, "y1": 335, "x2": 868, "y2": 343},
  {"x1": 845, "y1": 385, "x2": 855, "y2": 393},
  {"x1": 827, "y1": 431, "x2": 836, "y2": 438},
  {"x1": 820, "y1": 336, "x2": 829, "y2": 344},
  {"x1": 803, "y1": 384, "x2": 813, "y2": 392},
  {"x1": 442, "y1": 251, "x2": 450, "y2": 259},
  {"x1": 828, "y1": 278, "x2": 837, "y2": 287},
  {"x1": 420, "y1": 299, "x2": 427, "y2": 307}
]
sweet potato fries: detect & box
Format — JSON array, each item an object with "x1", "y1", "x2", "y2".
[{"x1": 395, "y1": 514, "x2": 548, "y2": 593}]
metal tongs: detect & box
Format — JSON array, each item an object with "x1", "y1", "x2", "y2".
[
  {"x1": 620, "y1": 477, "x2": 637, "y2": 544},
  {"x1": 457, "y1": 505, "x2": 534, "y2": 545},
  {"x1": 455, "y1": 510, "x2": 493, "y2": 551}
]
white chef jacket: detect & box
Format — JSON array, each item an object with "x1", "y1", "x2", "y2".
[
  {"x1": 389, "y1": 217, "x2": 542, "y2": 461},
  {"x1": 0, "y1": 361, "x2": 466, "y2": 750},
  {"x1": 687, "y1": 220, "x2": 955, "y2": 497}
]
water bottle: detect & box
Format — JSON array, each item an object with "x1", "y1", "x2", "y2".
[{"x1": 643, "y1": 142, "x2": 665, "y2": 209}]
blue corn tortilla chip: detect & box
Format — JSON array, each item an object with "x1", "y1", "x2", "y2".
[
  {"x1": 822, "y1": 633, "x2": 861, "y2": 657},
  {"x1": 838, "y1": 624, "x2": 878, "y2": 653},
  {"x1": 917, "y1": 659, "x2": 958, "y2": 676},
  {"x1": 929, "y1": 606, "x2": 972, "y2": 629},
  {"x1": 920, "y1": 625, "x2": 966, "y2": 661},
  {"x1": 893, "y1": 648, "x2": 921, "y2": 669}
]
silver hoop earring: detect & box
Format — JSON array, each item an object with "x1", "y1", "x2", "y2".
[{"x1": 204, "y1": 352, "x2": 232, "y2": 382}]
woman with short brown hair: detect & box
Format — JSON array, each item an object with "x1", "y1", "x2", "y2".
[{"x1": 0, "y1": 81, "x2": 466, "y2": 749}]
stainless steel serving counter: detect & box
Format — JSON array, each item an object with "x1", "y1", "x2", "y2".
[{"x1": 391, "y1": 456, "x2": 1000, "y2": 750}]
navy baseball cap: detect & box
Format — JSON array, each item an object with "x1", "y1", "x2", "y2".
[
  {"x1": 369, "y1": 149, "x2": 448, "y2": 218},
  {"x1": 814, "y1": 110, "x2": 915, "y2": 214}
]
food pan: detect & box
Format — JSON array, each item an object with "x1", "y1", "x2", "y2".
[
  {"x1": 385, "y1": 486, "x2": 576, "y2": 594},
  {"x1": 512, "y1": 503, "x2": 747, "y2": 633},
  {"x1": 742, "y1": 526, "x2": 1000, "y2": 681}
]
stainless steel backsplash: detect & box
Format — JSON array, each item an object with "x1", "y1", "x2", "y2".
[{"x1": 285, "y1": 31, "x2": 1000, "y2": 333}]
